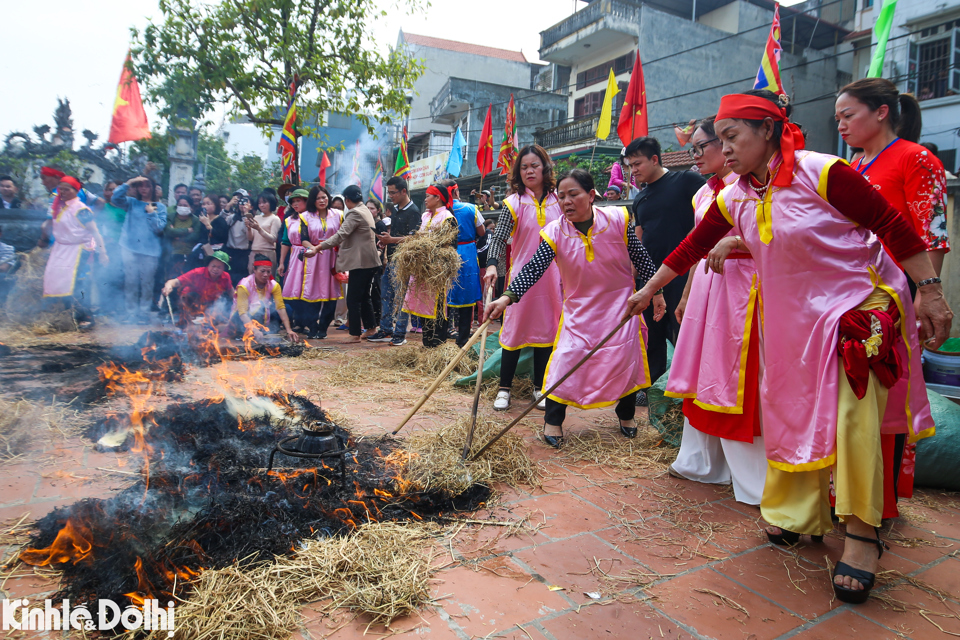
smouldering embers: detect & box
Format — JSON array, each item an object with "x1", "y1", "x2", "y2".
[{"x1": 18, "y1": 394, "x2": 489, "y2": 614}]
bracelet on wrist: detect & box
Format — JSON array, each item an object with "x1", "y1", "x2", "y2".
[
  {"x1": 655, "y1": 288, "x2": 664, "y2": 296},
  {"x1": 917, "y1": 277, "x2": 942, "y2": 288}
]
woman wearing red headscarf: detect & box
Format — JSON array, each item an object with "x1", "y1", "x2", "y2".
[
  {"x1": 625, "y1": 90, "x2": 952, "y2": 605},
  {"x1": 43, "y1": 176, "x2": 109, "y2": 329},
  {"x1": 835, "y1": 78, "x2": 950, "y2": 521},
  {"x1": 402, "y1": 182, "x2": 458, "y2": 348}
]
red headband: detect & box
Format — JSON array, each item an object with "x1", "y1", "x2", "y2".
[
  {"x1": 426, "y1": 184, "x2": 451, "y2": 206},
  {"x1": 716, "y1": 94, "x2": 805, "y2": 188},
  {"x1": 253, "y1": 260, "x2": 272, "y2": 267},
  {"x1": 41, "y1": 166, "x2": 65, "y2": 179},
  {"x1": 59, "y1": 176, "x2": 83, "y2": 191}
]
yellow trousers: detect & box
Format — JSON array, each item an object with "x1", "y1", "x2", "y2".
[{"x1": 760, "y1": 289, "x2": 890, "y2": 535}]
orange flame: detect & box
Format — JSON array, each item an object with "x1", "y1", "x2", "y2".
[{"x1": 20, "y1": 519, "x2": 94, "y2": 566}]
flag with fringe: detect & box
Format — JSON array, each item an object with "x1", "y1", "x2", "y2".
[
  {"x1": 370, "y1": 160, "x2": 384, "y2": 205},
  {"x1": 278, "y1": 77, "x2": 299, "y2": 182},
  {"x1": 753, "y1": 3, "x2": 784, "y2": 94},
  {"x1": 496, "y1": 94, "x2": 518, "y2": 176},
  {"x1": 394, "y1": 126, "x2": 411, "y2": 180}
]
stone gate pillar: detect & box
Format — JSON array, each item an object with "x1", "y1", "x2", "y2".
[{"x1": 167, "y1": 119, "x2": 198, "y2": 206}]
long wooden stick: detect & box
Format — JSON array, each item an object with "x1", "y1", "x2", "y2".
[
  {"x1": 462, "y1": 288, "x2": 495, "y2": 460},
  {"x1": 392, "y1": 318, "x2": 493, "y2": 435},
  {"x1": 470, "y1": 315, "x2": 631, "y2": 461}
]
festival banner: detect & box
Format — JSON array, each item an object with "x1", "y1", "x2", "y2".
[
  {"x1": 406, "y1": 152, "x2": 451, "y2": 192},
  {"x1": 753, "y1": 2, "x2": 784, "y2": 94},
  {"x1": 108, "y1": 51, "x2": 151, "y2": 144},
  {"x1": 496, "y1": 95, "x2": 518, "y2": 176},
  {"x1": 617, "y1": 51, "x2": 648, "y2": 146},
  {"x1": 278, "y1": 77, "x2": 299, "y2": 182},
  {"x1": 394, "y1": 126, "x2": 411, "y2": 179}
]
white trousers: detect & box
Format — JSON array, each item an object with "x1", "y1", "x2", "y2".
[{"x1": 671, "y1": 418, "x2": 767, "y2": 506}]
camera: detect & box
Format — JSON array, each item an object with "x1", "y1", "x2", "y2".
[{"x1": 238, "y1": 197, "x2": 250, "y2": 205}]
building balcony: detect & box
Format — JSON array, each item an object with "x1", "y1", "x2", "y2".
[
  {"x1": 429, "y1": 78, "x2": 471, "y2": 125},
  {"x1": 539, "y1": 0, "x2": 642, "y2": 66},
  {"x1": 534, "y1": 115, "x2": 618, "y2": 149}
]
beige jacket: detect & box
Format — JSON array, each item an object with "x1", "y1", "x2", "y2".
[{"x1": 318, "y1": 203, "x2": 382, "y2": 271}]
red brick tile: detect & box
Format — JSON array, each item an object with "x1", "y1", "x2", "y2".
[
  {"x1": 509, "y1": 492, "x2": 609, "y2": 539},
  {"x1": 690, "y1": 503, "x2": 767, "y2": 554},
  {"x1": 432, "y1": 562, "x2": 568, "y2": 638},
  {"x1": 452, "y1": 522, "x2": 550, "y2": 560},
  {"x1": 646, "y1": 568, "x2": 806, "y2": 639},
  {"x1": 788, "y1": 530, "x2": 923, "y2": 577},
  {"x1": 912, "y1": 557, "x2": 960, "y2": 601},
  {"x1": 0, "y1": 472, "x2": 40, "y2": 506},
  {"x1": 712, "y1": 547, "x2": 837, "y2": 620},
  {"x1": 572, "y1": 481, "x2": 656, "y2": 520},
  {"x1": 635, "y1": 475, "x2": 735, "y2": 506},
  {"x1": 594, "y1": 518, "x2": 728, "y2": 574},
  {"x1": 512, "y1": 534, "x2": 642, "y2": 604},
  {"x1": 314, "y1": 606, "x2": 461, "y2": 640},
  {"x1": 860, "y1": 583, "x2": 960, "y2": 637},
  {"x1": 542, "y1": 601, "x2": 694, "y2": 640},
  {"x1": 790, "y1": 610, "x2": 902, "y2": 640},
  {"x1": 881, "y1": 521, "x2": 957, "y2": 566}
]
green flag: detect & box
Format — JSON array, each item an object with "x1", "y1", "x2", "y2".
[{"x1": 867, "y1": 0, "x2": 897, "y2": 78}]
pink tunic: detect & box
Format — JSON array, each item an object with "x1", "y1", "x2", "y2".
[
  {"x1": 43, "y1": 198, "x2": 96, "y2": 298},
  {"x1": 282, "y1": 212, "x2": 342, "y2": 303},
  {"x1": 666, "y1": 172, "x2": 761, "y2": 422},
  {"x1": 500, "y1": 192, "x2": 563, "y2": 350},
  {"x1": 540, "y1": 206, "x2": 651, "y2": 408},
  {"x1": 403, "y1": 208, "x2": 456, "y2": 319},
  {"x1": 235, "y1": 274, "x2": 279, "y2": 322},
  {"x1": 718, "y1": 150, "x2": 934, "y2": 471}
]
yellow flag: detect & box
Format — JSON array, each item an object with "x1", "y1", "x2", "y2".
[{"x1": 596, "y1": 69, "x2": 620, "y2": 140}]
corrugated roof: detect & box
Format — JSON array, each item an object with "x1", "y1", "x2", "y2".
[{"x1": 402, "y1": 32, "x2": 528, "y2": 63}]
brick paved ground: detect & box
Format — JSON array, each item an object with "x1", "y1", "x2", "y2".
[{"x1": 1, "y1": 323, "x2": 959, "y2": 639}]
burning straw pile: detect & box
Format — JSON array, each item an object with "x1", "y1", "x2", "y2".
[
  {"x1": 390, "y1": 414, "x2": 541, "y2": 496},
  {"x1": 390, "y1": 222, "x2": 461, "y2": 317}
]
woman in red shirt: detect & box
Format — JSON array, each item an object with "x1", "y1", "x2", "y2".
[{"x1": 836, "y1": 78, "x2": 950, "y2": 520}]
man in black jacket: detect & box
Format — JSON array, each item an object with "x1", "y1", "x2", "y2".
[
  {"x1": 626, "y1": 137, "x2": 705, "y2": 399},
  {"x1": 0, "y1": 176, "x2": 22, "y2": 209}
]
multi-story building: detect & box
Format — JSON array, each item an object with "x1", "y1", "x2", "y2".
[{"x1": 533, "y1": 0, "x2": 852, "y2": 158}]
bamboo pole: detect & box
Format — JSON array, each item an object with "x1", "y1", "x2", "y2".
[
  {"x1": 391, "y1": 318, "x2": 493, "y2": 435},
  {"x1": 462, "y1": 287, "x2": 495, "y2": 460},
  {"x1": 470, "y1": 315, "x2": 631, "y2": 461}
]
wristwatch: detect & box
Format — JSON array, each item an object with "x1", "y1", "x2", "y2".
[{"x1": 917, "y1": 277, "x2": 942, "y2": 287}]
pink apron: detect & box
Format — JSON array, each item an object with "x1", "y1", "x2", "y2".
[
  {"x1": 666, "y1": 172, "x2": 760, "y2": 417},
  {"x1": 43, "y1": 198, "x2": 96, "y2": 298},
  {"x1": 540, "y1": 206, "x2": 651, "y2": 409},
  {"x1": 720, "y1": 150, "x2": 934, "y2": 471},
  {"x1": 403, "y1": 208, "x2": 455, "y2": 319},
  {"x1": 235, "y1": 274, "x2": 278, "y2": 322},
  {"x1": 282, "y1": 212, "x2": 342, "y2": 303},
  {"x1": 499, "y1": 192, "x2": 563, "y2": 350}
]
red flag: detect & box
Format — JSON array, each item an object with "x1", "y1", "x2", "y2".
[
  {"x1": 617, "y1": 51, "x2": 648, "y2": 147},
  {"x1": 108, "y1": 52, "x2": 150, "y2": 144},
  {"x1": 317, "y1": 151, "x2": 331, "y2": 187},
  {"x1": 476, "y1": 105, "x2": 494, "y2": 177}
]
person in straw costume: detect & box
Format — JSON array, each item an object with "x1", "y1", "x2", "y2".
[
  {"x1": 485, "y1": 169, "x2": 665, "y2": 448},
  {"x1": 625, "y1": 89, "x2": 952, "y2": 604},
  {"x1": 666, "y1": 116, "x2": 766, "y2": 506}
]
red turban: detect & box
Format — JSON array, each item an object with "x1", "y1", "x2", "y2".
[
  {"x1": 426, "y1": 184, "x2": 452, "y2": 207},
  {"x1": 715, "y1": 94, "x2": 805, "y2": 188},
  {"x1": 40, "y1": 166, "x2": 65, "y2": 179},
  {"x1": 59, "y1": 176, "x2": 83, "y2": 191}
]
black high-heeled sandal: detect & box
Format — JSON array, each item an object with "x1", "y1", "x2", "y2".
[
  {"x1": 833, "y1": 529, "x2": 887, "y2": 605},
  {"x1": 542, "y1": 425, "x2": 563, "y2": 449},
  {"x1": 766, "y1": 528, "x2": 824, "y2": 546}
]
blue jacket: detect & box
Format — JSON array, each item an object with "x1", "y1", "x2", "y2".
[{"x1": 113, "y1": 183, "x2": 167, "y2": 257}]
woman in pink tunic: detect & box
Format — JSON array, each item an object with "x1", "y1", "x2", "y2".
[
  {"x1": 402, "y1": 183, "x2": 457, "y2": 348},
  {"x1": 666, "y1": 117, "x2": 766, "y2": 506},
  {"x1": 626, "y1": 90, "x2": 951, "y2": 604},
  {"x1": 278, "y1": 188, "x2": 342, "y2": 338},
  {"x1": 482, "y1": 145, "x2": 564, "y2": 411},
  {"x1": 42, "y1": 176, "x2": 108, "y2": 329},
  {"x1": 485, "y1": 169, "x2": 664, "y2": 448}
]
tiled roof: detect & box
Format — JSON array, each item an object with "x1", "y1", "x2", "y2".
[
  {"x1": 662, "y1": 150, "x2": 694, "y2": 169},
  {"x1": 401, "y1": 32, "x2": 528, "y2": 63}
]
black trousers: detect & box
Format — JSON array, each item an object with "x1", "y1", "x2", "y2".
[
  {"x1": 452, "y1": 306, "x2": 474, "y2": 347},
  {"x1": 370, "y1": 269, "x2": 382, "y2": 327},
  {"x1": 347, "y1": 267, "x2": 378, "y2": 336},
  {"x1": 423, "y1": 314, "x2": 448, "y2": 348},
  {"x1": 500, "y1": 346, "x2": 551, "y2": 389},
  {"x1": 286, "y1": 299, "x2": 321, "y2": 334},
  {"x1": 643, "y1": 276, "x2": 687, "y2": 384},
  {"x1": 544, "y1": 391, "x2": 637, "y2": 427}
]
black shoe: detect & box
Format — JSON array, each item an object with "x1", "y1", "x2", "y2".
[
  {"x1": 543, "y1": 434, "x2": 563, "y2": 449},
  {"x1": 833, "y1": 529, "x2": 887, "y2": 605},
  {"x1": 390, "y1": 336, "x2": 407, "y2": 346},
  {"x1": 766, "y1": 528, "x2": 824, "y2": 546},
  {"x1": 366, "y1": 330, "x2": 393, "y2": 343},
  {"x1": 619, "y1": 422, "x2": 638, "y2": 438},
  {"x1": 635, "y1": 390, "x2": 648, "y2": 407}
]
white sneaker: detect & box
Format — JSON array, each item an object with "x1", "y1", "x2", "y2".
[
  {"x1": 494, "y1": 390, "x2": 511, "y2": 411},
  {"x1": 534, "y1": 390, "x2": 546, "y2": 411}
]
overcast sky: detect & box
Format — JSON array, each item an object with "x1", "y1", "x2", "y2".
[{"x1": 0, "y1": 0, "x2": 804, "y2": 146}]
